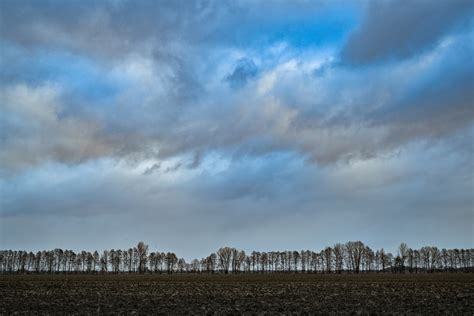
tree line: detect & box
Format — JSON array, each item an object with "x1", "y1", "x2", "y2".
[{"x1": 1, "y1": 241, "x2": 472, "y2": 274}]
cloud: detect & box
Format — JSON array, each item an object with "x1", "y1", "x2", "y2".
[
  {"x1": 143, "y1": 163, "x2": 161, "y2": 175},
  {"x1": 342, "y1": 0, "x2": 474, "y2": 64},
  {"x1": 0, "y1": 0, "x2": 349, "y2": 60},
  {"x1": 224, "y1": 58, "x2": 258, "y2": 88},
  {"x1": 0, "y1": 0, "x2": 472, "y2": 255},
  {"x1": 1, "y1": 28, "x2": 472, "y2": 173},
  {"x1": 1, "y1": 140, "x2": 472, "y2": 258},
  {"x1": 0, "y1": 0, "x2": 215, "y2": 58},
  {"x1": 0, "y1": 84, "x2": 118, "y2": 173}
]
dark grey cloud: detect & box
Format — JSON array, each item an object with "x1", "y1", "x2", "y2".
[
  {"x1": 0, "y1": 0, "x2": 340, "y2": 60},
  {"x1": 342, "y1": 0, "x2": 474, "y2": 64},
  {"x1": 376, "y1": 64, "x2": 474, "y2": 147},
  {"x1": 0, "y1": 0, "x2": 216, "y2": 58},
  {"x1": 224, "y1": 58, "x2": 258, "y2": 88},
  {"x1": 143, "y1": 163, "x2": 161, "y2": 175},
  {"x1": 364, "y1": 35, "x2": 474, "y2": 152}
]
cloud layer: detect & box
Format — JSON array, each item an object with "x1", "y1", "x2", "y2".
[{"x1": 342, "y1": 0, "x2": 474, "y2": 64}]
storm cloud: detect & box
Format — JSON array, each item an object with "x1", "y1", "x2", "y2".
[{"x1": 342, "y1": 0, "x2": 474, "y2": 64}]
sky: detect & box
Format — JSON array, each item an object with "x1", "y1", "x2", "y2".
[{"x1": 0, "y1": 0, "x2": 473, "y2": 259}]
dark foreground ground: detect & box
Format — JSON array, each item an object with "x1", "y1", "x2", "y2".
[{"x1": 1, "y1": 274, "x2": 473, "y2": 314}]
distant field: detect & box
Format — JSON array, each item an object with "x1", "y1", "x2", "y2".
[{"x1": 1, "y1": 274, "x2": 473, "y2": 314}]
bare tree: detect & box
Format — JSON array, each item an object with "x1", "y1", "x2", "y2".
[
  {"x1": 345, "y1": 241, "x2": 365, "y2": 273},
  {"x1": 1, "y1": 242, "x2": 471, "y2": 275},
  {"x1": 204, "y1": 253, "x2": 217, "y2": 273},
  {"x1": 333, "y1": 244, "x2": 344, "y2": 273},
  {"x1": 100, "y1": 250, "x2": 109, "y2": 273},
  {"x1": 177, "y1": 258, "x2": 187, "y2": 273},
  {"x1": 165, "y1": 252, "x2": 178, "y2": 274},
  {"x1": 323, "y1": 247, "x2": 333, "y2": 273},
  {"x1": 136, "y1": 242, "x2": 149, "y2": 274},
  {"x1": 398, "y1": 243, "x2": 408, "y2": 272},
  {"x1": 217, "y1": 247, "x2": 233, "y2": 274}
]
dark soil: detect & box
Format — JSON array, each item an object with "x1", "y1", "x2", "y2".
[{"x1": 1, "y1": 274, "x2": 473, "y2": 314}]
